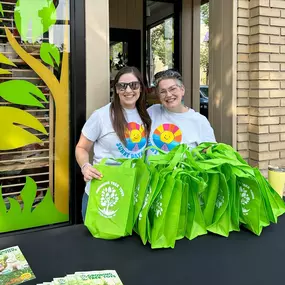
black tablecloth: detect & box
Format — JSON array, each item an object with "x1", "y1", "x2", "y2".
[{"x1": 1, "y1": 216, "x2": 285, "y2": 285}]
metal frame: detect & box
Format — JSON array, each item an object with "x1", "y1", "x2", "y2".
[
  {"x1": 174, "y1": 0, "x2": 182, "y2": 72},
  {"x1": 147, "y1": 14, "x2": 175, "y2": 30},
  {"x1": 69, "y1": 0, "x2": 87, "y2": 224}
]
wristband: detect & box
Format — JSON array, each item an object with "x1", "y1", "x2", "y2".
[{"x1": 81, "y1": 162, "x2": 91, "y2": 173}]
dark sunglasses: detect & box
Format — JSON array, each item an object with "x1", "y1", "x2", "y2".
[{"x1": 115, "y1": 81, "x2": 140, "y2": 91}]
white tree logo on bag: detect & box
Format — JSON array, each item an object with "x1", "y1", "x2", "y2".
[
  {"x1": 142, "y1": 187, "x2": 152, "y2": 210},
  {"x1": 138, "y1": 187, "x2": 152, "y2": 220},
  {"x1": 152, "y1": 193, "x2": 163, "y2": 217},
  {"x1": 239, "y1": 183, "x2": 254, "y2": 216},
  {"x1": 134, "y1": 185, "x2": 140, "y2": 205},
  {"x1": 101, "y1": 187, "x2": 119, "y2": 209},
  {"x1": 96, "y1": 181, "x2": 124, "y2": 218},
  {"x1": 199, "y1": 194, "x2": 205, "y2": 207},
  {"x1": 216, "y1": 191, "x2": 225, "y2": 209}
]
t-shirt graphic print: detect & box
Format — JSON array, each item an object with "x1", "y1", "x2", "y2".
[
  {"x1": 116, "y1": 122, "x2": 147, "y2": 158},
  {"x1": 152, "y1": 123, "x2": 182, "y2": 152},
  {"x1": 147, "y1": 104, "x2": 216, "y2": 155}
]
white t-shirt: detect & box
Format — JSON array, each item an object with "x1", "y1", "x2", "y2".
[
  {"x1": 82, "y1": 103, "x2": 147, "y2": 194},
  {"x1": 147, "y1": 104, "x2": 216, "y2": 155}
]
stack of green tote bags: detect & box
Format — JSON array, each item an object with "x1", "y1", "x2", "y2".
[{"x1": 85, "y1": 143, "x2": 285, "y2": 249}]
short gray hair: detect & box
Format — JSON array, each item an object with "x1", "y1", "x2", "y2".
[{"x1": 153, "y1": 69, "x2": 183, "y2": 89}]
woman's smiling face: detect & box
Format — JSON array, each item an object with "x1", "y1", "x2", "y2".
[
  {"x1": 116, "y1": 73, "x2": 140, "y2": 109},
  {"x1": 157, "y1": 78, "x2": 185, "y2": 110}
]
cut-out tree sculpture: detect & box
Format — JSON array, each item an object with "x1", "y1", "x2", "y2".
[{"x1": 1, "y1": 0, "x2": 70, "y2": 214}]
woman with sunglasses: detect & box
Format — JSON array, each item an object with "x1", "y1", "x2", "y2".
[
  {"x1": 76, "y1": 66, "x2": 151, "y2": 219},
  {"x1": 147, "y1": 69, "x2": 216, "y2": 155}
]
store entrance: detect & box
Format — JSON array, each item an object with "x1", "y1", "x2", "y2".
[{"x1": 109, "y1": 28, "x2": 141, "y2": 101}]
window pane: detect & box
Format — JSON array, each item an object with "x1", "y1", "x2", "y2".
[
  {"x1": 200, "y1": 87, "x2": 208, "y2": 97},
  {"x1": 200, "y1": 2, "x2": 209, "y2": 118},
  {"x1": 110, "y1": 41, "x2": 128, "y2": 76},
  {"x1": 110, "y1": 41, "x2": 128, "y2": 101},
  {"x1": 149, "y1": 17, "x2": 174, "y2": 85}
]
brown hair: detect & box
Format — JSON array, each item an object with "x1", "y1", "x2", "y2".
[{"x1": 110, "y1": 66, "x2": 151, "y2": 145}]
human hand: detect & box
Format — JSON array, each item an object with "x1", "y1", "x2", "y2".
[
  {"x1": 202, "y1": 147, "x2": 209, "y2": 153},
  {"x1": 81, "y1": 163, "x2": 103, "y2": 182}
]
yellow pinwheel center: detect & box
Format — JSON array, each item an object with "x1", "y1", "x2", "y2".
[
  {"x1": 160, "y1": 130, "x2": 175, "y2": 144},
  {"x1": 130, "y1": 129, "x2": 142, "y2": 143}
]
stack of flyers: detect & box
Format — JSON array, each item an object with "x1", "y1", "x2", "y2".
[
  {"x1": 37, "y1": 270, "x2": 123, "y2": 285},
  {"x1": 75, "y1": 270, "x2": 123, "y2": 285},
  {"x1": 0, "y1": 246, "x2": 35, "y2": 285}
]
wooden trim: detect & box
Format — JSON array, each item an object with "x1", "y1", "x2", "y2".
[
  {"x1": 232, "y1": 0, "x2": 237, "y2": 149},
  {"x1": 0, "y1": 161, "x2": 49, "y2": 172},
  {"x1": 85, "y1": 0, "x2": 109, "y2": 118},
  {"x1": 2, "y1": 190, "x2": 48, "y2": 198},
  {"x1": 1, "y1": 180, "x2": 49, "y2": 189},
  {"x1": 0, "y1": 156, "x2": 49, "y2": 164},
  {"x1": 208, "y1": 0, "x2": 237, "y2": 146},
  {"x1": 0, "y1": 2, "x2": 16, "y2": 5},
  {"x1": 0, "y1": 172, "x2": 49, "y2": 181},
  {"x1": 0, "y1": 149, "x2": 49, "y2": 156},
  {"x1": 181, "y1": 0, "x2": 200, "y2": 110},
  {"x1": 192, "y1": 0, "x2": 201, "y2": 112},
  {"x1": 174, "y1": 0, "x2": 182, "y2": 72},
  {"x1": 182, "y1": 0, "x2": 193, "y2": 108}
]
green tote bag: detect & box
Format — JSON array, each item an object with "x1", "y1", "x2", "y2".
[
  {"x1": 85, "y1": 160, "x2": 136, "y2": 239},
  {"x1": 135, "y1": 164, "x2": 165, "y2": 245},
  {"x1": 132, "y1": 159, "x2": 151, "y2": 226},
  {"x1": 149, "y1": 169, "x2": 184, "y2": 249}
]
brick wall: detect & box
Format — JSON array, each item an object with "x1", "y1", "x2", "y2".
[{"x1": 237, "y1": 0, "x2": 285, "y2": 176}]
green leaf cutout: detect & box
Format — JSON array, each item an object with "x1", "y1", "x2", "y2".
[
  {"x1": 0, "y1": 177, "x2": 68, "y2": 233},
  {"x1": 0, "y1": 3, "x2": 3, "y2": 17},
  {"x1": 0, "y1": 69, "x2": 12, "y2": 75},
  {"x1": 7, "y1": 198, "x2": 22, "y2": 216},
  {"x1": 0, "y1": 106, "x2": 48, "y2": 150},
  {"x1": 0, "y1": 53, "x2": 17, "y2": 74},
  {"x1": 0, "y1": 53, "x2": 17, "y2": 67},
  {"x1": 21, "y1": 176, "x2": 37, "y2": 215},
  {"x1": 0, "y1": 80, "x2": 47, "y2": 107},
  {"x1": 0, "y1": 187, "x2": 7, "y2": 215},
  {"x1": 40, "y1": 43, "x2": 60, "y2": 67},
  {"x1": 14, "y1": 0, "x2": 56, "y2": 42}
]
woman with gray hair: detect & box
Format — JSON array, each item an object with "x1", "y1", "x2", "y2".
[{"x1": 147, "y1": 69, "x2": 216, "y2": 155}]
